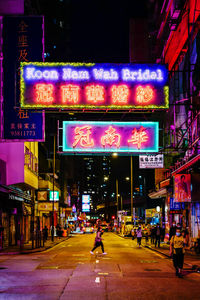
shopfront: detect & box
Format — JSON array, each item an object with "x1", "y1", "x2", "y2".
[{"x1": 0, "y1": 185, "x2": 32, "y2": 249}]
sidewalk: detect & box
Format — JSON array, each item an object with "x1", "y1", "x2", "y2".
[
  {"x1": 0, "y1": 236, "x2": 70, "y2": 255},
  {"x1": 142, "y1": 240, "x2": 200, "y2": 270},
  {"x1": 116, "y1": 233, "x2": 200, "y2": 270}
]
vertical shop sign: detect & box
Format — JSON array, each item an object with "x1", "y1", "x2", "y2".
[{"x1": 3, "y1": 16, "x2": 44, "y2": 140}]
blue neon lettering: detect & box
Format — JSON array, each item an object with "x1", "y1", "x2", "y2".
[
  {"x1": 62, "y1": 68, "x2": 90, "y2": 80},
  {"x1": 93, "y1": 68, "x2": 118, "y2": 80},
  {"x1": 26, "y1": 67, "x2": 59, "y2": 80},
  {"x1": 122, "y1": 68, "x2": 164, "y2": 82}
]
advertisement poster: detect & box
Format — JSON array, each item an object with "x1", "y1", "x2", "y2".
[{"x1": 174, "y1": 174, "x2": 191, "y2": 202}]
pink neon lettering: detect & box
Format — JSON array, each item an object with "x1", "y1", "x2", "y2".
[
  {"x1": 72, "y1": 126, "x2": 94, "y2": 148},
  {"x1": 111, "y1": 85, "x2": 129, "y2": 104},
  {"x1": 136, "y1": 85, "x2": 154, "y2": 103},
  {"x1": 35, "y1": 84, "x2": 54, "y2": 103},
  {"x1": 101, "y1": 126, "x2": 121, "y2": 148},
  {"x1": 128, "y1": 127, "x2": 148, "y2": 149},
  {"x1": 61, "y1": 84, "x2": 80, "y2": 104},
  {"x1": 85, "y1": 85, "x2": 105, "y2": 103}
]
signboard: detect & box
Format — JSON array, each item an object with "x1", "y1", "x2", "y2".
[
  {"x1": 139, "y1": 154, "x2": 164, "y2": 168},
  {"x1": 62, "y1": 121, "x2": 159, "y2": 154},
  {"x1": 3, "y1": 16, "x2": 44, "y2": 140},
  {"x1": 170, "y1": 197, "x2": 185, "y2": 210},
  {"x1": 20, "y1": 62, "x2": 168, "y2": 110},
  {"x1": 174, "y1": 174, "x2": 191, "y2": 202},
  {"x1": 38, "y1": 202, "x2": 58, "y2": 212},
  {"x1": 82, "y1": 195, "x2": 90, "y2": 212},
  {"x1": 37, "y1": 191, "x2": 48, "y2": 201},
  {"x1": 49, "y1": 191, "x2": 59, "y2": 201}
]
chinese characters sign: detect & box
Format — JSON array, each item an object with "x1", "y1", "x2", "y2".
[
  {"x1": 20, "y1": 63, "x2": 169, "y2": 110},
  {"x1": 174, "y1": 174, "x2": 191, "y2": 203},
  {"x1": 139, "y1": 154, "x2": 164, "y2": 168},
  {"x1": 3, "y1": 16, "x2": 44, "y2": 140},
  {"x1": 62, "y1": 121, "x2": 159, "y2": 154}
]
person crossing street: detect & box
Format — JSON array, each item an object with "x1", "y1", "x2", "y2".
[{"x1": 90, "y1": 227, "x2": 107, "y2": 255}]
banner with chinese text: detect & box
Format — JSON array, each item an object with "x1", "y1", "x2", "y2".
[
  {"x1": 139, "y1": 154, "x2": 164, "y2": 168},
  {"x1": 3, "y1": 16, "x2": 45, "y2": 140},
  {"x1": 62, "y1": 121, "x2": 159, "y2": 154},
  {"x1": 20, "y1": 62, "x2": 168, "y2": 110}
]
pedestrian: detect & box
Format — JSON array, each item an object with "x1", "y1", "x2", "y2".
[
  {"x1": 131, "y1": 227, "x2": 135, "y2": 240},
  {"x1": 155, "y1": 224, "x2": 161, "y2": 248},
  {"x1": 145, "y1": 231, "x2": 149, "y2": 245},
  {"x1": 136, "y1": 225, "x2": 142, "y2": 247},
  {"x1": 169, "y1": 221, "x2": 176, "y2": 241},
  {"x1": 151, "y1": 226, "x2": 155, "y2": 244},
  {"x1": 42, "y1": 225, "x2": 48, "y2": 241},
  {"x1": 170, "y1": 228, "x2": 185, "y2": 278},
  {"x1": 90, "y1": 227, "x2": 107, "y2": 255}
]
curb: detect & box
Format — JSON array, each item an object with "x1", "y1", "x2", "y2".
[
  {"x1": 113, "y1": 233, "x2": 200, "y2": 271},
  {"x1": 0, "y1": 237, "x2": 70, "y2": 255}
]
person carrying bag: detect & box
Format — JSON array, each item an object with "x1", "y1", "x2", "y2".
[
  {"x1": 90, "y1": 227, "x2": 107, "y2": 255},
  {"x1": 170, "y1": 228, "x2": 185, "y2": 278}
]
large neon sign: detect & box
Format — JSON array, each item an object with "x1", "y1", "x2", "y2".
[
  {"x1": 62, "y1": 121, "x2": 159, "y2": 154},
  {"x1": 20, "y1": 62, "x2": 168, "y2": 110}
]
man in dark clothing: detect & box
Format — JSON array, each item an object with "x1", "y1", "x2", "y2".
[
  {"x1": 169, "y1": 221, "x2": 177, "y2": 241},
  {"x1": 155, "y1": 224, "x2": 161, "y2": 247}
]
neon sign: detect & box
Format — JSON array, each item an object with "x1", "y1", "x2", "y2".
[
  {"x1": 20, "y1": 62, "x2": 168, "y2": 110},
  {"x1": 62, "y1": 121, "x2": 159, "y2": 154}
]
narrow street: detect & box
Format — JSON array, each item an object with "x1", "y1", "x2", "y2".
[{"x1": 0, "y1": 233, "x2": 200, "y2": 300}]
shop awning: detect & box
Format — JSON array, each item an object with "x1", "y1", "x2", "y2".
[{"x1": 148, "y1": 188, "x2": 167, "y2": 199}]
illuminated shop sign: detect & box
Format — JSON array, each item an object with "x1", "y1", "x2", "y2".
[
  {"x1": 82, "y1": 195, "x2": 90, "y2": 212},
  {"x1": 20, "y1": 62, "x2": 168, "y2": 110},
  {"x1": 49, "y1": 191, "x2": 59, "y2": 201},
  {"x1": 62, "y1": 121, "x2": 159, "y2": 154},
  {"x1": 139, "y1": 154, "x2": 164, "y2": 168}
]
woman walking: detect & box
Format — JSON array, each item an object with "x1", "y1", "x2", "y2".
[
  {"x1": 136, "y1": 225, "x2": 142, "y2": 247},
  {"x1": 170, "y1": 228, "x2": 185, "y2": 278},
  {"x1": 90, "y1": 227, "x2": 107, "y2": 255}
]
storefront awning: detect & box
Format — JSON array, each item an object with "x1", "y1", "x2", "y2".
[{"x1": 149, "y1": 188, "x2": 167, "y2": 199}]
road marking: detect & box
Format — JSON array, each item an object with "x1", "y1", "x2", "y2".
[{"x1": 95, "y1": 277, "x2": 100, "y2": 283}]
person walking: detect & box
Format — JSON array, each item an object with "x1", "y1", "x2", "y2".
[
  {"x1": 169, "y1": 221, "x2": 176, "y2": 241},
  {"x1": 90, "y1": 227, "x2": 107, "y2": 255},
  {"x1": 136, "y1": 225, "x2": 142, "y2": 247},
  {"x1": 155, "y1": 224, "x2": 161, "y2": 248},
  {"x1": 151, "y1": 226, "x2": 156, "y2": 244},
  {"x1": 170, "y1": 228, "x2": 185, "y2": 278}
]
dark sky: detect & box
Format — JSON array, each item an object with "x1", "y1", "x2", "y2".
[
  {"x1": 70, "y1": 0, "x2": 148, "y2": 62},
  {"x1": 38, "y1": 0, "x2": 149, "y2": 62}
]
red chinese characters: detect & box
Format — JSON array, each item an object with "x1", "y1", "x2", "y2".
[
  {"x1": 111, "y1": 85, "x2": 129, "y2": 104},
  {"x1": 85, "y1": 85, "x2": 105, "y2": 103},
  {"x1": 61, "y1": 84, "x2": 80, "y2": 104},
  {"x1": 136, "y1": 85, "x2": 154, "y2": 104},
  {"x1": 101, "y1": 126, "x2": 121, "y2": 148},
  {"x1": 72, "y1": 126, "x2": 94, "y2": 148},
  {"x1": 35, "y1": 84, "x2": 54, "y2": 103},
  {"x1": 128, "y1": 127, "x2": 148, "y2": 149}
]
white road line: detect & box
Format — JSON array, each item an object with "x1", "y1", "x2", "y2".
[{"x1": 95, "y1": 277, "x2": 100, "y2": 283}]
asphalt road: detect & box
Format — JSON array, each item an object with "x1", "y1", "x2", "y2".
[{"x1": 0, "y1": 233, "x2": 200, "y2": 300}]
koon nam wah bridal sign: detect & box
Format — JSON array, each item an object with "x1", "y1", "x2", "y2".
[
  {"x1": 61, "y1": 121, "x2": 159, "y2": 154},
  {"x1": 20, "y1": 62, "x2": 168, "y2": 110}
]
